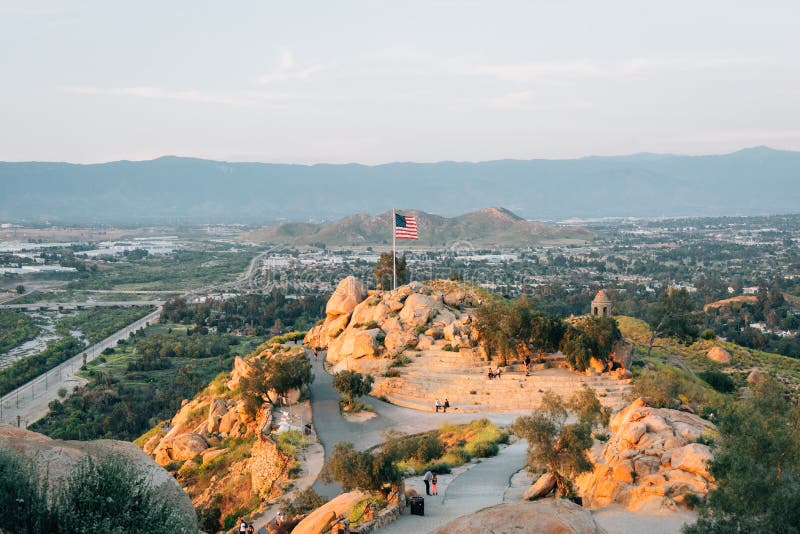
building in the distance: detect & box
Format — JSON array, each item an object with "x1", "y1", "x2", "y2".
[{"x1": 590, "y1": 289, "x2": 612, "y2": 318}]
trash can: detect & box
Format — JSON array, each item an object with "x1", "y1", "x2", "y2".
[{"x1": 409, "y1": 496, "x2": 424, "y2": 516}]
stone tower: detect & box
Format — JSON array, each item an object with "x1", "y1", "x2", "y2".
[{"x1": 591, "y1": 289, "x2": 612, "y2": 318}]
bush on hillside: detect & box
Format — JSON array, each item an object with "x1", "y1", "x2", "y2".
[{"x1": 0, "y1": 450, "x2": 194, "y2": 533}]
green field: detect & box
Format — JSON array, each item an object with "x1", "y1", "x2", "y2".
[{"x1": 0, "y1": 309, "x2": 39, "y2": 354}]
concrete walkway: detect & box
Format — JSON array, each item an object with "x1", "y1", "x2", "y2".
[
  {"x1": 375, "y1": 440, "x2": 528, "y2": 534},
  {"x1": 308, "y1": 352, "x2": 528, "y2": 499}
]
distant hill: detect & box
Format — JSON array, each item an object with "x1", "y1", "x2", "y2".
[
  {"x1": 241, "y1": 206, "x2": 593, "y2": 246},
  {"x1": 1, "y1": 146, "x2": 800, "y2": 223}
]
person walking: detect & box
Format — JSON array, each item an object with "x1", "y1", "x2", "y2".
[
  {"x1": 435, "y1": 399, "x2": 441, "y2": 412},
  {"x1": 313, "y1": 348, "x2": 319, "y2": 361},
  {"x1": 431, "y1": 473, "x2": 439, "y2": 495},
  {"x1": 444, "y1": 398, "x2": 450, "y2": 412},
  {"x1": 238, "y1": 518, "x2": 248, "y2": 534},
  {"x1": 423, "y1": 470, "x2": 433, "y2": 495}
]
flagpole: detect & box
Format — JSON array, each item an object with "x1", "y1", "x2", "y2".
[{"x1": 392, "y1": 208, "x2": 397, "y2": 290}]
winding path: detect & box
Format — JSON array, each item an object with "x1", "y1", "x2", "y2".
[{"x1": 307, "y1": 353, "x2": 528, "y2": 499}]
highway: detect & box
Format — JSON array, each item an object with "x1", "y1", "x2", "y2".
[
  {"x1": 0, "y1": 307, "x2": 162, "y2": 427},
  {"x1": 0, "y1": 300, "x2": 164, "y2": 310}
]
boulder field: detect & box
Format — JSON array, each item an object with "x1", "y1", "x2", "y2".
[{"x1": 573, "y1": 398, "x2": 717, "y2": 512}]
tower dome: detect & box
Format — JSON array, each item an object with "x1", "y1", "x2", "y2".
[{"x1": 591, "y1": 289, "x2": 612, "y2": 318}]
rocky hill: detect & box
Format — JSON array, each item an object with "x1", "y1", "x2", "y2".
[
  {"x1": 135, "y1": 338, "x2": 308, "y2": 528},
  {"x1": 241, "y1": 206, "x2": 593, "y2": 247},
  {"x1": 305, "y1": 277, "x2": 632, "y2": 412}
]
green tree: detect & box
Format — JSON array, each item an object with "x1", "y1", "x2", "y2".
[
  {"x1": 373, "y1": 252, "x2": 406, "y2": 289},
  {"x1": 559, "y1": 316, "x2": 621, "y2": 372},
  {"x1": 240, "y1": 351, "x2": 313, "y2": 416},
  {"x1": 511, "y1": 390, "x2": 598, "y2": 497},
  {"x1": 15, "y1": 284, "x2": 25, "y2": 294},
  {"x1": 320, "y1": 442, "x2": 400, "y2": 493},
  {"x1": 646, "y1": 288, "x2": 701, "y2": 357},
  {"x1": 332, "y1": 370, "x2": 374, "y2": 409},
  {"x1": 683, "y1": 376, "x2": 800, "y2": 533}
]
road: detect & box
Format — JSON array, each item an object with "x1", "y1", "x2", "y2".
[
  {"x1": 0, "y1": 307, "x2": 162, "y2": 427},
  {"x1": 0, "y1": 300, "x2": 164, "y2": 310}
]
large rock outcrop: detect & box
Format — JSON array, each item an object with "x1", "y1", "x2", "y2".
[
  {"x1": 139, "y1": 340, "x2": 306, "y2": 522},
  {"x1": 304, "y1": 278, "x2": 476, "y2": 367},
  {"x1": 0, "y1": 427, "x2": 197, "y2": 529},
  {"x1": 292, "y1": 490, "x2": 369, "y2": 534},
  {"x1": 575, "y1": 398, "x2": 717, "y2": 512},
  {"x1": 431, "y1": 499, "x2": 606, "y2": 534}
]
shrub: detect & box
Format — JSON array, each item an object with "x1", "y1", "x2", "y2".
[
  {"x1": 424, "y1": 461, "x2": 452, "y2": 474},
  {"x1": 383, "y1": 368, "x2": 401, "y2": 378},
  {"x1": 633, "y1": 367, "x2": 721, "y2": 411},
  {"x1": 332, "y1": 370, "x2": 374, "y2": 410},
  {"x1": 51, "y1": 454, "x2": 195, "y2": 532},
  {"x1": 465, "y1": 440, "x2": 499, "y2": 458},
  {"x1": 415, "y1": 434, "x2": 446, "y2": 463},
  {"x1": 275, "y1": 429, "x2": 308, "y2": 458},
  {"x1": 390, "y1": 355, "x2": 412, "y2": 367},
  {"x1": 320, "y1": 442, "x2": 400, "y2": 493},
  {"x1": 697, "y1": 370, "x2": 736, "y2": 394},
  {"x1": 700, "y1": 328, "x2": 716, "y2": 340},
  {"x1": 279, "y1": 488, "x2": 328, "y2": 518}
]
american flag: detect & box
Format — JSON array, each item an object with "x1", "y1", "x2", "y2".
[{"x1": 394, "y1": 212, "x2": 418, "y2": 240}]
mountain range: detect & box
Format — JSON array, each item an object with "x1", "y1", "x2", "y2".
[
  {"x1": 240, "y1": 206, "x2": 593, "y2": 247},
  {"x1": 1, "y1": 146, "x2": 799, "y2": 223}
]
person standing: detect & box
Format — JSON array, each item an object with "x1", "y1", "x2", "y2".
[
  {"x1": 443, "y1": 398, "x2": 450, "y2": 412},
  {"x1": 238, "y1": 518, "x2": 248, "y2": 534},
  {"x1": 431, "y1": 473, "x2": 439, "y2": 495},
  {"x1": 423, "y1": 470, "x2": 433, "y2": 495},
  {"x1": 435, "y1": 399, "x2": 441, "y2": 412}
]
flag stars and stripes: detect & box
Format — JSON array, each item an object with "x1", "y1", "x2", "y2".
[{"x1": 395, "y1": 213, "x2": 418, "y2": 240}]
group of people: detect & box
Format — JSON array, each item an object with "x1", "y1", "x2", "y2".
[
  {"x1": 237, "y1": 519, "x2": 255, "y2": 534},
  {"x1": 434, "y1": 398, "x2": 450, "y2": 412},
  {"x1": 423, "y1": 470, "x2": 439, "y2": 495},
  {"x1": 487, "y1": 367, "x2": 503, "y2": 380}
]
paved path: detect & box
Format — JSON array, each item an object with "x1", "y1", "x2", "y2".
[
  {"x1": 375, "y1": 440, "x2": 528, "y2": 534},
  {"x1": 0, "y1": 307, "x2": 162, "y2": 426},
  {"x1": 308, "y1": 353, "x2": 527, "y2": 499}
]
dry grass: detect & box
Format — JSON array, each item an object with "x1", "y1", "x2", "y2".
[{"x1": 616, "y1": 315, "x2": 800, "y2": 390}]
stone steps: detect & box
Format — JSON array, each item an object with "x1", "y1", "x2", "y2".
[{"x1": 375, "y1": 351, "x2": 632, "y2": 413}]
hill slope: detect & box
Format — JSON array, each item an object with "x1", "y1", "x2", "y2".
[
  {"x1": 2, "y1": 147, "x2": 800, "y2": 223},
  {"x1": 241, "y1": 206, "x2": 593, "y2": 246}
]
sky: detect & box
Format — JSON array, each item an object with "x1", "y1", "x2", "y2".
[{"x1": 1, "y1": 0, "x2": 799, "y2": 164}]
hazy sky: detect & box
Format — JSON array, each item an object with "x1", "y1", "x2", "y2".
[{"x1": 1, "y1": 0, "x2": 799, "y2": 163}]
